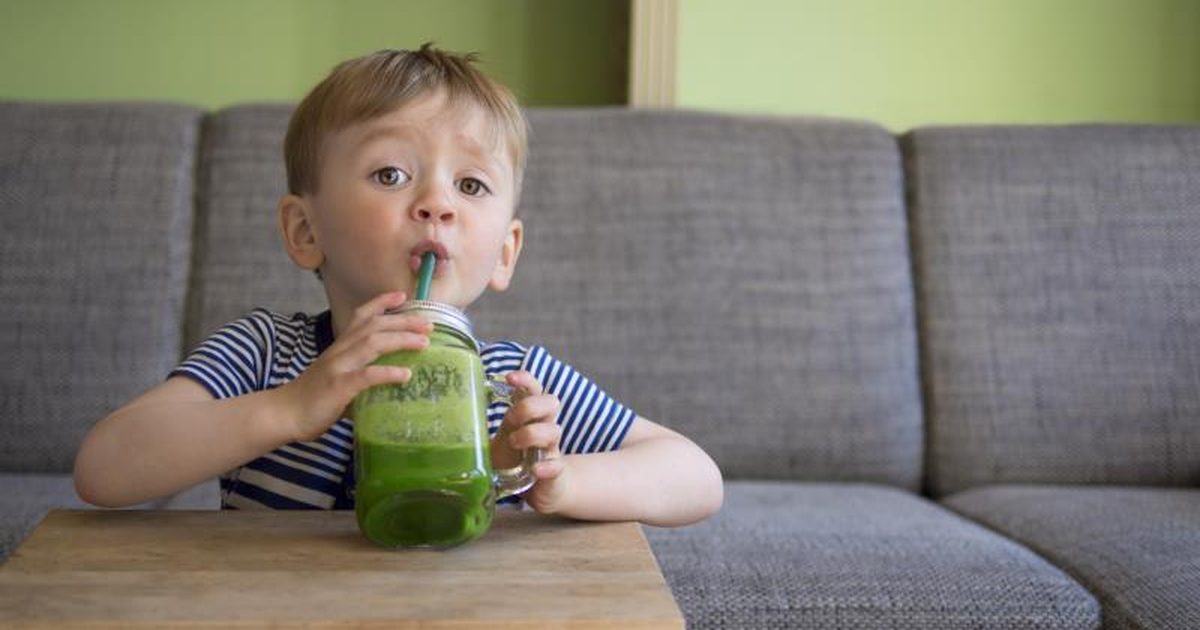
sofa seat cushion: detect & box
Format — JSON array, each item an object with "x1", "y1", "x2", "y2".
[
  {"x1": 0, "y1": 474, "x2": 219, "y2": 563},
  {"x1": 645, "y1": 481, "x2": 1099, "y2": 630},
  {"x1": 944, "y1": 485, "x2": 1200, "y2": 630}
]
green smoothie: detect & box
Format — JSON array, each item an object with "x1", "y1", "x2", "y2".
[
  {"x1": 352, "y1": 333, "x2": 496, "y2": 548},
  {"x1": 355, "y1": 442, "x2": 494, "y2": 548}
]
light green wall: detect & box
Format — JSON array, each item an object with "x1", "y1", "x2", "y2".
[
  {"x1": 8, "y1": 0, "x2": 1197, "y2": 127},
  {"x1": 677, "y1": 0, "x2": 1200, "y2": 130},
  {"x1": 0, "y1": 0, "x2": 628, "y2": 109}
]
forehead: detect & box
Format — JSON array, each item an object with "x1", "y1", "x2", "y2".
[{"x1": 332, "y1": 92, "x2": 512, "y2": 167}]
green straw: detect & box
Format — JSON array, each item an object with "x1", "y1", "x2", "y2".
[{"x1": 415, "y1": 251, "x2": 436, "y2": 300}]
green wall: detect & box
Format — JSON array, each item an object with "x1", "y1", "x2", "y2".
[
  {"x1": 0, "y1": 0, "x2": 628, "y2": 109},
  {"x1": 6, "y1": 0, "x2": 1198, "y2": 128},
  {"x1": 677, "y1": 0, "x2": 1200, "y2": 130}
]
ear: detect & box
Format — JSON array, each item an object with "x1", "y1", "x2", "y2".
[
  {"x1": 278, "y1": 194, "x2": 325, "y2": 272},
  {"x1": 488, "y1": 217, "x2": 524, "y2": 292}
]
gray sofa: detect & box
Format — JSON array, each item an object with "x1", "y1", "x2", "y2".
[{"x1": 2, "y1": 101, "x2": 1197, "y2": 629}]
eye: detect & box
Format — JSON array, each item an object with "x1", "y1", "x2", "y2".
[
  {"x1": 457, "y1": 177, "x2": 491, "y2": 197},
  {"x1": 372, "y1": 166, "x2": 409, "y2": 187}
]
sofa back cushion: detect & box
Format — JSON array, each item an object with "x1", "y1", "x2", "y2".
[
  {"x1": 906, "y1": 125, "x2": 1200, "y2": 496},
  {"x1": 190, "y1": 106, "x2": 922, "y2": 487},
  {"x1": 0, "y1": 103, "x2": 201, "y2": 472},
  {"x1": 474, "y1": 110, "x2": 922, "y2": 486},
  {"x1": 185, "y1": 106, "x2": 326, "y2": 348}
]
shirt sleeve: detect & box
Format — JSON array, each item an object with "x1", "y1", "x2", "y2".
[
  {"x1": 521, "y1": 344, "x2": 637, "y2": 454},
  {"x1": 168, "y1": 309, "x2": 273, "y2": 399}
]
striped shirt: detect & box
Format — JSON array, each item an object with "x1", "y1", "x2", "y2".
[{"x1": 169, "y1": 308, "x2": 637, "y2": 510}]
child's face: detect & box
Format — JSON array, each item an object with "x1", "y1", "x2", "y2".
[{"x1": 287, "y1": 90, "x2": 522, "y2": 313}]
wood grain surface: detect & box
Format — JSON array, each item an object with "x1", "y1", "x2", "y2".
[{"x1": 0, "y1": 509, "x2": 683, "y2": 629}]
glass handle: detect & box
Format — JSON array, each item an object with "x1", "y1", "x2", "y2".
[{"x1": 488, "y1": 379, "x2": 543, "y2": 499}]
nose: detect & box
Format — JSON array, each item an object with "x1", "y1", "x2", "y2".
[{"x1": 410, "y1": 183, "x2": 457, "y2": 225}]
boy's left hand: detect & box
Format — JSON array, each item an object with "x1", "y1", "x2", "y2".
[{"x1": 490, "y1": 370, "x2": 569, "y2": 514}]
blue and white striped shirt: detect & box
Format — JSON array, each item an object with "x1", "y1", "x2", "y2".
[{"x1": 169, "y1": 309, "x2": 637, "y2": 510}]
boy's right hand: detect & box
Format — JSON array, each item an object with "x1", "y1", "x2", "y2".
[{"x1": 283, "y1": 291, "x2": 433, "y2": 441}]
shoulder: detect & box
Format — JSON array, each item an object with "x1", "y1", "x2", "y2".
[
  {"x1": 480, "y1": 340, "x2": 530, "y2": 376},
  {"x1": 263, "y1": 309, "x2": 320, "y2": 344},
  {"x1": 175, "y1": 308, "x2": 324, "y2": 396},
  {"x1": 193, "y1": 308, "x2": 323, "y2": 364},
  {"x1": 479, "y1": 341, "x2": 569, "y2": 376},
  {"x1": 207, "y1": 308, "x2": 312, "y2": 345},
  {"x1": 251, "y1": 308, "x2": 318, "y2": 336},
  {"x1": 480, "y1": 342, "x2": 584, "y2": 397}
]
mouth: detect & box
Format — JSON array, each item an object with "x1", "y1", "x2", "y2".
[{"x1": 409, "y1": 240, "x2": 450, "y2": 277}]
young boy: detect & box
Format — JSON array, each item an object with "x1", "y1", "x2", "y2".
[{"x1": 74, "y1": 45, "x2": 723, "y2": 527}]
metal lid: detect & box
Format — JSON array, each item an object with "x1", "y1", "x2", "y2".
[{"x1": 387, "y1": 300, "x2": 478, "y2": 351}]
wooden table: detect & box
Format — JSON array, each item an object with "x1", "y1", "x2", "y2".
[{"x1": 0, "y1": 509, "x2": 683, "y2": 629}]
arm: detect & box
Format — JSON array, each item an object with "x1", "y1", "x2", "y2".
[
  {"x1": 548, "y1": 417, "x2": 724, "y2": 527},
  {"x1": 74, "y1": 291, "x2": 430, "y2": 508},
  {"x1": 74, "y1": 377, "x2": 301, "y2": 507},
  {"x1": 491, "y1": 371, "x2": 723, "y2": 527}
]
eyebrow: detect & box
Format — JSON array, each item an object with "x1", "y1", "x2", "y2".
[{"x1": 352, "y1": 125, "x2": 508, "y2": 177}]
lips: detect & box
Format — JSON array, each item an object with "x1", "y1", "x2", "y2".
[{"x1": 409, "y1": 240, "x2": 450, "y2": 276}]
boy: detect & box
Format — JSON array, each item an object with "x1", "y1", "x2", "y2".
[{"x1": 74, "y1": 45, "x2": 723, "y2": 527}]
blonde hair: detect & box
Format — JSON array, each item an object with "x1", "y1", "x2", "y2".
[{"x1": 284, "y1": 44, "x2": 528, "y2": 196}]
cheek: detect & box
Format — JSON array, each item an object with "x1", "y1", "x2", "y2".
[
  {"x1": 458, "y1": 228, "x2": 505, "y2": 272},
  {"x1": 314, "y1": 190, "x2": 393, "y2": 239},
  {"x1": 477, "y1": 214, "x2": 514, "y2": 250}
]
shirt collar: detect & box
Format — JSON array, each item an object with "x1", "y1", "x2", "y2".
[{"x1": 314, "y1": 310, "x2": 334, "y2": 355}]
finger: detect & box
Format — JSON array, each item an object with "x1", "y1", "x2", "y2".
[
  {"x1": 533, "y1": 458, "x2": 563, "y2": 480},
  {"x1": 349, "y1": 291, "x2": 408, "y2": 330},
  {"x1": 506, "y1": 394, "x2": 560, "y2": 429},
  {"x1": 373, "y1": 317, "x2": 434, "y2": 345},
  {"x1": 345, "y1": 313, "x2": 433, "y2": 349},
  {"x1": 507, "y1": 421, "x2": 562, "y2": 452},
  {"x1": 355, "y1": 365, "x2": 413, "y2": 390},
  {"x1": 498, "y1": 397, "x2": 559, "y2": 439},
  {"x1": 378, "y1": 312, "x2": 435, "y2": 334},
  {"x1": 323, "y1": 330, "x2": 429, "y2": 375},
  {"x1": 336, "y1": 293, "x2": 409, "y2": 349},
  {"x1": 344, "y1": 331, "x2": 431, "y2": 367},
  {"x1": 505, "y1": 370, "x2": 544, "y2": 397}
]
